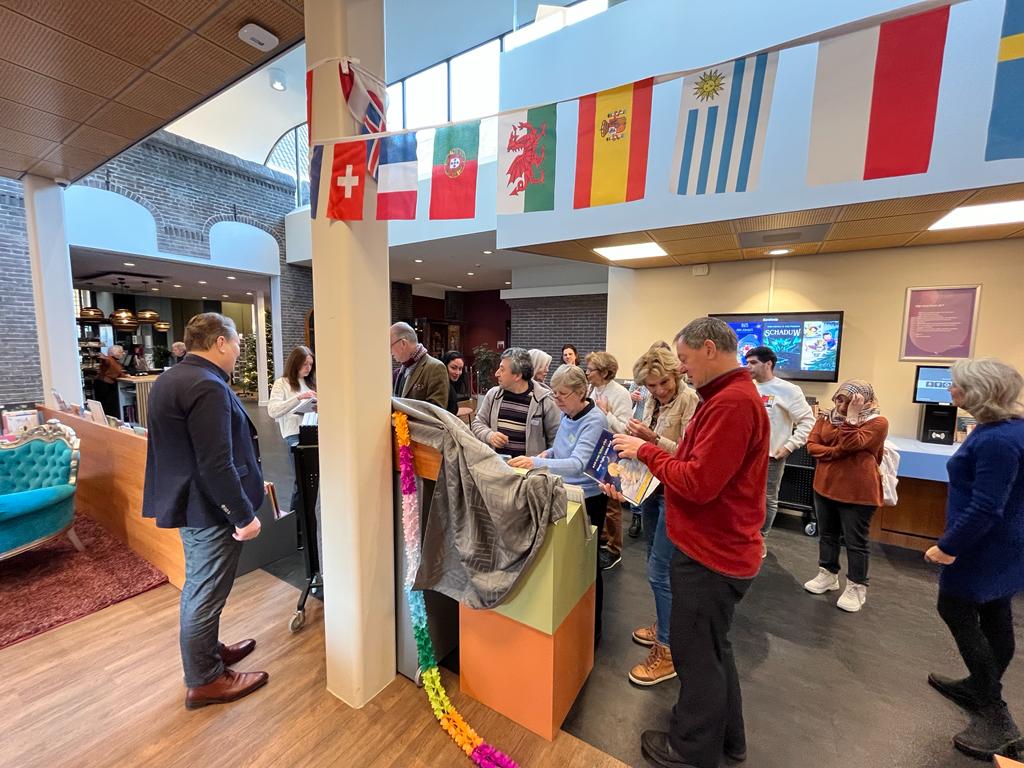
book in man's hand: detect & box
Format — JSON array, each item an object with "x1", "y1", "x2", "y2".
[{"x1": 583, "y1": 429, "x2": 660, "y2": 505}]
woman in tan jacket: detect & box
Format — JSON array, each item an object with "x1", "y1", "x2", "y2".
[
  {"x1": 803, "y1": 379, "x2": 888, "y2": 613},
  {"x1": 624, "y1": 344, "x2": 699, "y2": 687}
]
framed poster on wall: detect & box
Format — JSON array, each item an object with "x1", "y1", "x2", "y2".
[{"x1": 900, "y1": 285, "x2": 981, "y2": 361}]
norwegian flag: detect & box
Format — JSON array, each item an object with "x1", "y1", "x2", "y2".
[{"x1": 339, "y1": 61, "x2": 387, "y2": 179}]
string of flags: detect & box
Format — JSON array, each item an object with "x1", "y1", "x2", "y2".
[{"x1": 308, "y1": 0, "x2": 1018, "y2": 223}]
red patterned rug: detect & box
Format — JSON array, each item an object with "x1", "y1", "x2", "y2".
[{"x1": 0, "y1": 513, "x2": 169, "y2": 650}]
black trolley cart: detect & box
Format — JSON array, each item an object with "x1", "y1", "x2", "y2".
[{"x1": 288, "y1": 418, "x2": 322, "y2": 632}]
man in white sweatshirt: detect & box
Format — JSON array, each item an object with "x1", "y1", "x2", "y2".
[{"x1": 745, "y1": 346, "x2": 815, "y2": 554}]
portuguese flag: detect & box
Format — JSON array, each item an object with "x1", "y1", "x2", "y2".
[
  {"x1": 574, "y1": 78, "x2": 653, "y2": 208},
  {"x1": 497, "y1": 104, "x2": 557, "y2": 215},
  {"x1": 429, "y1": 121, "x2": 480, "y2": 219}
]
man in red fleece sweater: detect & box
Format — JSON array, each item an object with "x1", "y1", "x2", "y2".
[{"x1": 609, "y1": 317, "x2": 769, "y2": 768}]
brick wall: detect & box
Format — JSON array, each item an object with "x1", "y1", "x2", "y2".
[
  {"x1": 0, "y1": 178, "x2": 43, "y2": 406},
  {"x1": 0, "y1": 132, "x2": 313, "y2": 403},
  {"x1": 507, "y1": 293, "x2": 608, "y2": 378},
  {"x1": 79, "y1": 131, "x2": 312, "y2": 359}
]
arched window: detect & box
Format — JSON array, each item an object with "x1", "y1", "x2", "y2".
[{"x1": 265, "y1": 123, "x2": 310, "y2": 207}]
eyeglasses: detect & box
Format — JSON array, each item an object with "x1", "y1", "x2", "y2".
[{"x1": 390, "y1": 338, "x2": 402, "y2": 348}]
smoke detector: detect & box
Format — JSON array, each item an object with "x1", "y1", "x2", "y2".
[{"x1": 238, "y1": 23, "x2": 279, "y2": 53}]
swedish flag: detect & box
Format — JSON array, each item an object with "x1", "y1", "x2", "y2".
[{"x1": 987, "y1": 0, "x2": 1024, "y2": 159}]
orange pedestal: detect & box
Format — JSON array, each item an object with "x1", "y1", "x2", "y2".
[{"x1": 459, "y1": 584, "x2": 596, "y2": 741}]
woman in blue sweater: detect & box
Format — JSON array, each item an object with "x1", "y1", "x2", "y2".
[
  {"x1": 925, "y1": 358, "x2": 1024, "y2": 761},
  {"x1": 510, "y1": 364, "x2": 609, "y2": 641}
]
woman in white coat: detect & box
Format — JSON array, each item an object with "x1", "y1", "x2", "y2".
[{"x1": 268, "y1": 345, "x2": 317, "y2": 514}]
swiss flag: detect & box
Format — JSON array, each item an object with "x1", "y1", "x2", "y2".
[{"x1": 327, "y1": 141, "x2": 367, "y2": 221}]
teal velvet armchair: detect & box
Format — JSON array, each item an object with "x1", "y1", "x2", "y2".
[{"x1": 0, "y1": 420, "x2": 83, "y2": 561}]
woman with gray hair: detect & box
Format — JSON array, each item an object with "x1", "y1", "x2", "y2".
[
  {"x1": 529, "y1": 348, "x2": 553, "y2": 389},
  {"x1": 924, "y1": 358, "x2": 1024, "y2": 760},
  {"x1": 510, "y1": 364, "x2": 609, "y2": 642}
]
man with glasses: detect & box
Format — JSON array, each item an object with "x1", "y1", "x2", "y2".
[{"x1": 391, "y1": 322, "x2": 449, "y2": 409}]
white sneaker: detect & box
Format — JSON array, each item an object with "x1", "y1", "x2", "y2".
[
  {"x1": 837, "y1": 581, "x2": 868, "y2": 612},
  {"x1": 803, "y1": 567, "x2": 841, "y2": 594}
]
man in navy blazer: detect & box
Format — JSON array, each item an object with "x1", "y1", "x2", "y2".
[{"x1": 143, "y1": 312, "x2": 268, "y2": 709}]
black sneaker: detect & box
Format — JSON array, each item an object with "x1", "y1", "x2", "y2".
[
  {"x1": 953, "y1": 704, "x2": 1022, "y2": 760},
  {"x1": 627, "y1": 514, "x2": 642, "y2": 539},
  {"x1": 599, "y1": 549, "x2": 622, "y2": 571},
  {"x1": 928, "y1": 673, "x2": 984, "y2": 712}
]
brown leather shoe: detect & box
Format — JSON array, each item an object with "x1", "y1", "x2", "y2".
[
  {"x1": 219, "y1": 638, "x2": 256, "y2": 666},
  {"x1": 185, "y1": 668, "x2": 269, "y2": 710}
]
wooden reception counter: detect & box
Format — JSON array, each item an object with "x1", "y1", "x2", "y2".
[{"x1": 37, "y1": 406, "x2": 185, "y2": 588}]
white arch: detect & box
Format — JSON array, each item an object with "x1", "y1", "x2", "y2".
[
  {"x1": 65, "y1": 186, "x2": 159, "y2": 255},
  {"x1": 208, "y1": 221, "x2": 281, "y2": 276}
]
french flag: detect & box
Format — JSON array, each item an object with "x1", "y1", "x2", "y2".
[
  {"x1": 376, "y1": 133, "x2": 418, "y2": 220},
  {"x1": 806, "y1": 6, "x2": 950, "y2": 185}
]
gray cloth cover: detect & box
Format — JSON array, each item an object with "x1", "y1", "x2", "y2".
[{"x1": 393, "y1": 397, "x2": 567, "y2": 609}]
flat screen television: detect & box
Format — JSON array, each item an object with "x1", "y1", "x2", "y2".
[
  {"x1": 913, "y1": 365, "x2": 953, "y2": 405},
  {"x1": 709, "y1": 311, "x2": 845, "y2": 382}
]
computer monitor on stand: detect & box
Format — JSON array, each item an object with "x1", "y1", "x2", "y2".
[{"x1": 913, "y1": 365, "x2": 956, "y2": 445}]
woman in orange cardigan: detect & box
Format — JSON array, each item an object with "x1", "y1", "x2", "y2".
[{"x1": 802, "y1": 379, "x2": 888, "y2": 613}]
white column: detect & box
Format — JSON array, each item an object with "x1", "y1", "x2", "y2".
[
  {"x1": 255, "y1": 291, "x2": 270, "y2": 405},
  {"x1": 306, "y1": 0, "x2": 395, "y2": 707},
  {"x1": 269, "y1": 276, "x2": 284, "y2": 379},
  {"x1": 23, "y1": 175, "x2": 82, "y2": 408}
]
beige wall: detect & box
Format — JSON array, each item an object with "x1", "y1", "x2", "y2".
[{"x1": 607, "y1": 239, "x2": 1024, "y2": 438}]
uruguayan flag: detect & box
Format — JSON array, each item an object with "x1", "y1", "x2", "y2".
[{"x1": 672, "y1": 52, "x2": 778, "y2": 195}]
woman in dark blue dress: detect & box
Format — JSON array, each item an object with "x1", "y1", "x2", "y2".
[{"x1": 925, "y1": 358, "x2": 1024, "y2": 761}]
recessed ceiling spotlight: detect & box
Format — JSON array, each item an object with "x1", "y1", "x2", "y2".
[
  {"x1": 767, "y1": 248, "x2": 792, "y2": 256},
  {"x1": 198, "y1": 280, "x2": 207, "y2": 285},
  {"x1": 245, "y1": 291, "x2": 253, "y2": 296},
  {"x1": 227, "y1": 275, "x2": 237, "y2": 280},
  {"x1": 173, "y1": 284, "x2": 182, "y2": 288},
  {"x1": 123, "y1": 262, "x2": 135, "y2": 267},
  {"x1": 201, "y1": 296, "x2": 208, "y2": 299},
  {"x1": 414, "y1": 277, "x2": 422, "y2": 280},
  {"x1": 466, "y1": 272, "x2": 474, "y2": 276},
  {"x1": 151, "y1": 288, "x2": 159, "y2": 292},
  {"x1": 505, "y1": 281, "x2": 511, "y2": 285},
  {"x1": 414, "y1": 258, "x2": 423, "y2": 263},
  {"x1": 222, "y1": 294, "x2": 229, "y2": 298},
  {"x1": 483, "y1": 250, "x2": 493, "y2": 255},
  {"x1": 456, "y1": 285, "x2": 462, "y2": 288}
]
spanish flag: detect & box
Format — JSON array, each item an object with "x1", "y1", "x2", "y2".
[{"x1": 574, "y1": 77, "x2": 653, "y2": 208}]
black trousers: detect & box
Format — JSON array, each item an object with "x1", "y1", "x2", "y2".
[
  {"x1": 668, "y1": 549, "x2": 753, "y2": 768},
  {"x1": 92, "y1": 379, "x2": 120, "y2": 421},
  {"x1": 937, "y1": 590, "x2": 1016, "y2": 706},
  {"x1": 585, "y1": 494, "x2": 607, "y2": 642},
  {"x1": 814, "y1": 492, "x2": 876, "y2": 585}
]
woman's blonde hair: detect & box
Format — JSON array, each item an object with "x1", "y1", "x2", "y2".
[
  {"x1": 951, "y1": 358, "x2": 1024, "y2": 423},
  {"x1": 633, "y1": 346, "x2": 683, "y2": 386},
  {"x1": 550, "y1": 364, "x2": 588, "y2": 398}
]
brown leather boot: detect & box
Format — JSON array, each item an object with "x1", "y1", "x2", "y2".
[
  {"x1": 219, "y1": 639, "x2": 256, "y2": 666},
  {"x1": 185, "y1": 668, "x2": 269, "y2": 710}
]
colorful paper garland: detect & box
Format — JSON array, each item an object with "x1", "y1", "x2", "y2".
[{"x1": 393, "y1": 411, "x2": 519, "y2": 768}]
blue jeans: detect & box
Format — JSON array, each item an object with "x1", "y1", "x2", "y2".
[
  {"x1": 179, "y1": 525, "x2": 243, "y2": 687},
  {"x1": 641, "y1": 491, "x2": 673, "y2": 646}
]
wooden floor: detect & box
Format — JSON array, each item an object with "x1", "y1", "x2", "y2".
[{"x1": 0, "y1": 570, "x2": 625, "y2": 768}]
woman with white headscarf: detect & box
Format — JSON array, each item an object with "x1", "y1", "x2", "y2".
[
  {"x1": 803, "y1": 379, "x2": 888, "y2": 613},
  {"x1": 529, "y1": 348, "x2": 553, "y2": 390}
]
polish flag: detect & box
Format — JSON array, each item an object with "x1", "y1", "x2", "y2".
[
  {"x1": 327, "y1": 141, "x2": 367, "y2": 221},
  {"x1": 806, "y1": 6, "x2": 950, "y2": 186}
]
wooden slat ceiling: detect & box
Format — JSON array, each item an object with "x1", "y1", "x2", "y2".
[
  {"x1": 513, "y1": 184, "x2": 1024, "y2": 268},
  {"x1": 0, "y1": 0, "x2": 304, "y2": 183}
]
